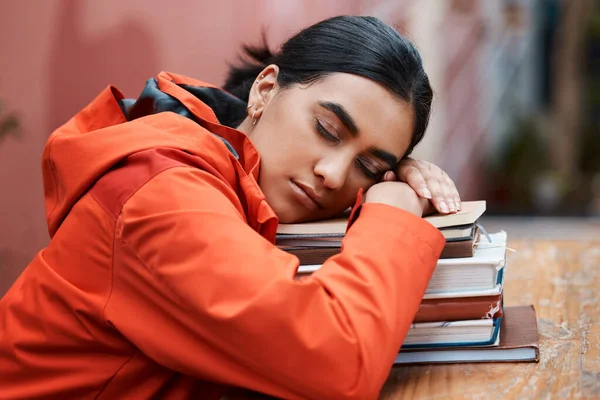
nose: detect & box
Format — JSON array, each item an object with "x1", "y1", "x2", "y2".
[{"x1": 314, "y1": 153, "x2": 353, "y2": 191}]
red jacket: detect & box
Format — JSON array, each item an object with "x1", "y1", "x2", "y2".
[{"x1": 0, "y1": 71, "x2": 444, "y2": 399}]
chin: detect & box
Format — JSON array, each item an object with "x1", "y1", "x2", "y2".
[
  {"x1": 264, "y1": 192, "x2": 307, "y2": 224},
  {"x1": 270, "y1": 202, "x2": 313, "y2": 223},
  {"x1": 274, "y1": 207, "x2": 303, "y2": 224}
]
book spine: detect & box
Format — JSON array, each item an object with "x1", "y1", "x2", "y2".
[
  {"x1": 439, "y1": 239, "x2": 475, "y2": 258},
  {"x1": 285, "y1": 239, "x2": 474, "y2": 264},
  {"x1": 285, "y1": 248, "x2": 341, "y2": 265},
  {"x1": 413, "y1": 295, "x2": 503, "y2": 323}
]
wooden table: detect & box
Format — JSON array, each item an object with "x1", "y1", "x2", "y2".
[
  {"x1": 226, "y1": 219, "x2": 600, "y2": 400},
  {"x1": 381, "y1": 237, "x2": 600, "y2": 400}
]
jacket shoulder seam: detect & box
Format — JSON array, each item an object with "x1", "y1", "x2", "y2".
[{"x1": 90, "y1": 159, "x2": 195, "y2": 222}]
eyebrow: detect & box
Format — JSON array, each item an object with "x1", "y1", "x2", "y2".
[
  {"x1": 318, "y1": 101, "x2": 399, "y2": 169},
  {"x1": 318, "y1": 101, "x2": 359, "y2": 136}
]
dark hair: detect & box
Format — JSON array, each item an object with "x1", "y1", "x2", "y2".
[{"x1": 224, "y1": 16, "x2": 432, "y2": 157}]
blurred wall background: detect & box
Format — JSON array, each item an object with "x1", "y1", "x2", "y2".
[{"x1": 1, "y1": 0, "x2": 598, "y2": 294}]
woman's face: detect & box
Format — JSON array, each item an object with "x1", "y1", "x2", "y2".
[{"x1": 241, "y1": 66, "x2": 415, "y2": 223}]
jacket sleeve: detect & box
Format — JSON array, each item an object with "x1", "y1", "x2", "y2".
[{"x1": 103, "y1": 166, "x2": 445, "y2": 400}]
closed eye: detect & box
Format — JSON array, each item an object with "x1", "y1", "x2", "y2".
[
  {"x1": 315, "y1": 118, "x2": 340, "y2": 143},
  {"x1": 315, "y1": 117, "x2": 386, "y2": 180},
  {"x1": 356, "y1": 158, "x2": 385, "y2": 180}
]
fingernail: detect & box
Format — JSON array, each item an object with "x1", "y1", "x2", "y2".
[
  {"x1": 448, "y1": 201, "x2": 456, "y2": 212},
  {"x1": 456, "y1": 201, "x2": 462, "y2": 211},
  {"x1": 422, "y1": 187, "x2": 432, "y2": 199},
  {"x1": 384, "y1": 171, "x2": 394, "y2": 181},
  {"x1": 439, "y1": 201, "x2": 449, "y2": 213}
]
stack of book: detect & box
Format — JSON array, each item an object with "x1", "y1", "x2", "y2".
[{"x1": 276, "y1": 201, "x2": 539, "y2": 365}]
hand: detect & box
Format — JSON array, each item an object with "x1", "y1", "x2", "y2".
[
  {"x1": 381, "y1": 157, "x2": 461, "y2": 214},
  {"x1": 364, "y1": 181, "x2": 431, "y2": 217}
]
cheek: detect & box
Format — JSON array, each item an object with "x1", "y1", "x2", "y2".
[{"x1": 255, "y1": 118, "x2": 317, "y2": 173}]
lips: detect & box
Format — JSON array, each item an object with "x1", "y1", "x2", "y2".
[{"x1": 290, "y1": 180, "x2": 324, "y2": 211}]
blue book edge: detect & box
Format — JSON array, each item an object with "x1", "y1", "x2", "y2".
[{"x1": 401, "y1": 317, "x2": 502, "y2": 350}]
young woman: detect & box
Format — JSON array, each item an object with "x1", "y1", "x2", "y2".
[{"x1": 0, "y1": 16, "x2": 460, "y2": 400}]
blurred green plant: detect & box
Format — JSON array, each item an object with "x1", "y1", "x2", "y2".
[
  {"x1": 0, "y1": 99, "x2": 20, "y2": 145},
  {"x1": 486, "y1": 115, "x2": 553, "y2": 214},
  {"x1": 487, "y1": 0, "x2": 600, "y2": 216},
  {"x1": 580, "y1": 1, "x2": 600, "y2": 175}
]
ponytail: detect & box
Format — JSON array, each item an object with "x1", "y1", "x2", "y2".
[{"x1": 223, "y1": 36, "x2": 274, "y2": 102}]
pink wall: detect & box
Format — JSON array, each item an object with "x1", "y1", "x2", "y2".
[
  {"x1": 0, "y1": 1, "x2": 492, "y2": 296},
  {"x1": 0, "y1": 0, "x2": 367, "y2": 294}
]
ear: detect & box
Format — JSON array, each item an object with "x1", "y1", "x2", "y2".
[{"x1": 246, "y1": 64, "x2": 279, "y2": 120}]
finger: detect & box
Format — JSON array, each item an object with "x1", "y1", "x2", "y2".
[
  {"x1": 381, "y1": 170, "x2": 397, "y2": 182},
  {"x1": 440, "y1": 182, "x2": 459, "y2": 213},
  {"x1": 425, "y1": 177, "x2": 450, "y2": 213},
  {"x1": 450, "y1": 187, "x2": 461, "y2": 211},
  {"x1": 433, "y1": 172, "x2": 455, "y2": 212},
  {"x1": 429, "y1": 170, "x2": 456, "y2": 212},
  {"x1": 443, "y1": 175, "x2": 461, "y2": 211},
  {"x1": 444, "y1": 185, "x2": 457, "y2": 213},
  {"x1": 420, "y1": 165, "x2": 453, "y2": 212},
  {"x1": 397, "y1": 164, "x2": 432, "y2": 199}
]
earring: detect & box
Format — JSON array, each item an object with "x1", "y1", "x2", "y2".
[{"x1": 252, "y1": 110, "x2": 257, "y2": 125}]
